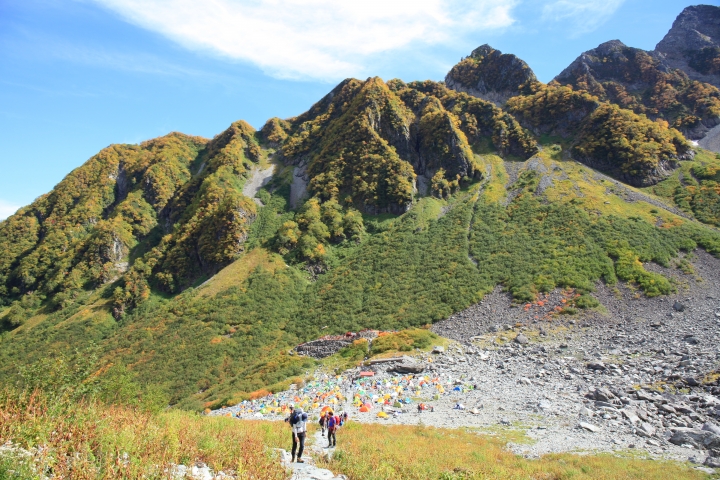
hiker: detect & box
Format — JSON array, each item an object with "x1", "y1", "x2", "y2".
[
  {"x1": 326, "y1": 410, "x2": 339, "y2": 448},
  {"x1": 284, "y1": 405, "x2": 307, "y2": 463},
  {"x1": 319, "y1": 410, "x2": 327, "y2": 437}
]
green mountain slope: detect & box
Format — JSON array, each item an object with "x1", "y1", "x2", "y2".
[{"x1": 3, "y1": 22, "x2": 720, "y2": 409}]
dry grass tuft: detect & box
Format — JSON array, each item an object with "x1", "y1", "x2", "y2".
[
  {"x1": 320, "y1": 422, "x2": 707, "y2": 480},
  {"x1": 0, "y1": 389, "x2": 288, "y2": 479}
]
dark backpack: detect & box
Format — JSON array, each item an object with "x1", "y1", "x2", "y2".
[{"x1": 290, "y1": 412, "x2": 300, "y2": 426}]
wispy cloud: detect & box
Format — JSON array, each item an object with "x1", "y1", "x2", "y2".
[
  {"x1": 0, "y1": 79, "x2": 101, "y2": 98},
  {"x1": 90, "y1": 0, "x2": 517, "y2": 81},
  {"x1": 541, "y1": 0, "x2": 625, "y2": 36},
  {"x1": 47, "y1": 40, "x2": 216, "y2": 78},
  {"x1": 0, "y1": 200, "x2": 21, "y2": 221},
  {"x1": 4, "y1": 25, "x2": 229, "y2": 81}
]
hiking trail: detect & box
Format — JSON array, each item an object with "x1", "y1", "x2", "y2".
[{"x1": 278, "y1": 428, "x2": 345, "y2": 480}]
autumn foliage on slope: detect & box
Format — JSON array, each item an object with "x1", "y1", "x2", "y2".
[
  {"x1": 0, "y1": 122, "x2": 263, "y2": 317},
  {"x1": 507, "y1": 83, "x2": 691, "y2": 186},
  {"x1": 554, "y1": 40, "x2": 720, "y2": 139},
  {"x1": 269, "y1": 77, "x2": 538, "y2": 213}
]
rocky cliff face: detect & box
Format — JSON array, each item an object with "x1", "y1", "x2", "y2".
[
  {"x1": 555, "y1": 40, "x2": 672, "y2": 90},
  {"x1": 655, "y1": 4, "x2": 720, "y2": 89},
  {"x1": 445, "y1": 45, "x2": 537, "y2": 106}
]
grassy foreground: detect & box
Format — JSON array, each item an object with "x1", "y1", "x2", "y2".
[
  {"x1": 0, "y1": 389, "x2": 287, "y2": 479},
  {"x1": 0, "y1": 387, "x2": 710, "y2": 480},
  {"x1": 319, "y1": 422, "x2": 708, "y2": 480}
]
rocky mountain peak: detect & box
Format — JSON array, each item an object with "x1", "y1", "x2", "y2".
[
  {"x1": 656, "y1": 5, "x2": 720, "y2": 52},
  {"x1": 445, "y1": 44, "x2": 537, "y2": 106},
  {"x1": 468, "y1": 44, "x2": 496, "y2": 59},
  {"x1": 593, "y1": 39, "x2": 628, "y2": 54},
  {"x1": 655, "y1": 4, "x2": 720, "y2": 87},
  {"x1": 554, "y1": 40, "x2": 661, "y2": 87}
]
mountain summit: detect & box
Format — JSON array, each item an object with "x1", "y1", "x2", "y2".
[
  {"x1": 655, "y1": 4, "x2": 720, "y2": 88},
  {"x1": 444, "y1": 44, "x2": 537, "y2": 105}
]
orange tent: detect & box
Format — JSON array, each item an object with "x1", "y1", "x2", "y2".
[{"x1": 359, "y1": 406, "x2": 370, "y2": 412}]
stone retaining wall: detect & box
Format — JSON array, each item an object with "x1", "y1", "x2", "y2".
[
  {"x1": 295, "y1": 330, "x2": 381, "y2": 359},
  {"x1": 296, "y1": 339, "x2": 353, "y2": 359}
]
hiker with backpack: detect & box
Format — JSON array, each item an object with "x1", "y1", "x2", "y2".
[
  {"x1": 319, "y1": 410, "x2": 327, "y2": 437},
  {"x1": 284, "y1": 405, "x2": 308, "y2": 463},
  {"x1": 326, "y1": 410, "x2": 340, "y2": 448}
]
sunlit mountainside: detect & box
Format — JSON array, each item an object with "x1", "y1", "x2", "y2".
[{"x1": 1, "y1": 5, "x2": 720, "y2": 413}]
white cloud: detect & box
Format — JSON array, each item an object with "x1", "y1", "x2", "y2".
[
  {"x1": 541, "y1": 0, "x2": 625, "y2": 36},
  {"x1": 0, "y1": 200, "x2": 20, "y2": 221},
  {"x1": 90, "y1": 0, "x2": 517, "y2": 80}
]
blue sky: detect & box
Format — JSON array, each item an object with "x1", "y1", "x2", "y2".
[{"x1": 0, "y1": 0, "x2": 712, "y2": 219}]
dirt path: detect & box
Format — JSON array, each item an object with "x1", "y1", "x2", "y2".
[{"x1": 279, "y1": 429, "x2": 344, "y2": 480}]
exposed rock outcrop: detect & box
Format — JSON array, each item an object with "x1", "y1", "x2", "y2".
[
  {"x1": 555, "y1": 40, "x2": 670, "y2": 89},
  {"x1": 445, "y1": 45, "x2": 537, "y2": 106},
  {"x1": 655, "y1": 5, "x2": 720, "y2": 89}
]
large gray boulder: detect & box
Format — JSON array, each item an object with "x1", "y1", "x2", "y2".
[
  {"x1": 386, "y1": 356, "x2": 425, "y2": 374},
  {"x1": 669, "y1": 428, "x2": 720, "y2": 449}
]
